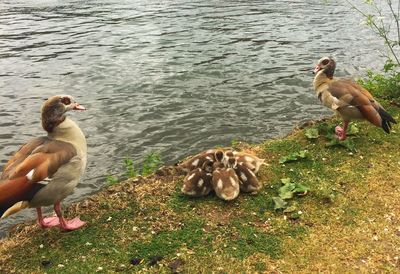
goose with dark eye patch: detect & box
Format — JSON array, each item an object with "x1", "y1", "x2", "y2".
[
  {"x1": 313, "y1": 57, "x2": 397, "y2": 140},
  {"x1": 0, "y1": 95, "x2": 87, "y2": 231},
  {"x1": 181, "y1": 161, "x2": 213, "y2": 197}
]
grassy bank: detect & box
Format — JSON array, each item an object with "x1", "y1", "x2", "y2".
[{"x1": 1, "y1": 103, "x2": 399, "y2": 273}]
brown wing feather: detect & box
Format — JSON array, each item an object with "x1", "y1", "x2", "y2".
[
  {"x1": 0, "y1": 139, "x2": 77, "y2": 216},
  {"x1": 1, "y1": 137, "x2": 49, "y2": 179},
  {"x1": 3, "y1": 140, "x2": 77, "y2": 183},
  {"x1": 328, "y1": 79, "x2": 382, "y2": 125}
]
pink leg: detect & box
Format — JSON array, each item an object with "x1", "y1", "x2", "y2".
[
  {"x1": 37, "y1": 207, "x2": 60, "y2": 228},
  {"x1": 335, "y1": 121, "x2": 349, "y2": 141},
  {"x1": 54, "y1": 202, "x2": 86, "y2": 231}
]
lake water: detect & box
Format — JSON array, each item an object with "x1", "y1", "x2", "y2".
[{"x1": 0, "y1": 0, "x2": 385, "y2": 235}]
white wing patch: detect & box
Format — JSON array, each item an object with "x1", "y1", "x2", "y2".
[
  {"x1": 187, "y1": 173, "x2": 196, "y2": 181},
  {"x1": 191, "y1": 158, "x2": 200, "y2": 167},
  {"x1": 26, "y1": 169, "x2": 35, "y2": 181},
  {"x1": 217, "y1": 179, "x2": 223, "y2": 190}
]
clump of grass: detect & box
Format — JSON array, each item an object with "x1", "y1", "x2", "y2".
[
  {"x1": 106, "y1": 174, "x2": 119, "y2": 186},
  {"x1": 228, "y1": 221, "x2": 283, "y2": 260},
  {"x1": 358, "y1": 61, "x2": 400, "y2": 103},
  {"x1": 124, "y1": 158, "x2": 137, "y2": 178},
  {"x1": 141, "y1": 152, "x2": 162, "y2": 176},
  {"x1": 129, "y1": 219, "x2": 206, "y2": 259},
  {"x1": 105, "y1": 152, "x2": 163, "y2": 185}
]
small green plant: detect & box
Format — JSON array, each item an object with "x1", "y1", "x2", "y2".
[
  {"x1": 272, "y1": 178, "x2": 309, "y2": 210},
  {"x1": 346, "y1": 1, "x2": 400, "y2": 101},
  {"x1": 305, "y1": 128, "x2": 319, "y2": 139},
  {"x1": 124, "y1": 158, "x2": 137, "y2": 178},
  {"x1": 325, "y1": 134, "x2": 357, "y2": 152},
  {"x1": 141, "y1": 152, "x2": 163, "y2": 176},
  {"x1": 358, "y1": 61, "x2": 400, "y2": 102},
  {"x1": 106, "y1": 175, "x2": 119, "y2": 186},
  {"x1": 279, "y1": 150, "x2": 310, "y2": 164},
  {"x1": 230, "y1": 139, "x2": 239, "y2": 147}
]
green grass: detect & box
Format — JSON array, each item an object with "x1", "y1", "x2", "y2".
[{"x1": 1, "y1": 104, "x2": 400, "y2": 273}]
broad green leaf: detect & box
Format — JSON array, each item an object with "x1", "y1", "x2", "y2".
[
  {"x1": 279, "y1": 154, "x2": 297, "y2": 164},
  {"x1": 298, "y1": 150, "x2": 308, "y2": 158},
  {"x1": 326, "y1": 137, "x2": 357, "y2": 153},
  {"x1": 347, "y1": 123, "x2": 359, "y2": 136},
  {"x1": 278, "y1": 150, "x2": 309, "y2": 164},
  {"x1": 305, "y1": 128, "x2": 319, "y2": 139},
  {"x1": 279, "y1": 183, "x2": 295, "y2": 200},
  {"x1": 280, "y1": 178, "x2": 291, "y2": 184},
  {"x1": 272, "y1": 197, "x2": 287, "y2": 210},
  {"x1": 293, "y1": 183, "x2": 309, "y2": 194}
]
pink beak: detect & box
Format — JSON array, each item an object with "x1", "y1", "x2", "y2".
[
  {"x1": 313, "y1": 65, "x2": 321, "y2": 74},
  {"x1": 73, "y1": 103, "x2": 86, "y2": 111}
]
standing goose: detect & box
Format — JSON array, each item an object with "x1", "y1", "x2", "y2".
[
  {"x1": 0, "y1": 95, "x2": 87, "y2": 231},
  {"x1": 313, "y1": 57, "x2": 397, "y2": 140}
]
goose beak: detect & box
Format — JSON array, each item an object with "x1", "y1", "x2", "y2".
[
  {"x1": 313, "y1": 65, "x2": 321, "y2": 74},
  {"x1": 73, "y1": 103, "x2": 86, "y2": 111}
]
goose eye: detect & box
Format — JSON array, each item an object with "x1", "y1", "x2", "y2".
[
  {"x1": 322, "y1": 59, "x2": 330, "y2": 65},
  {"x1": 61, "y1": 97, "x2": 71, "y2": 105}
]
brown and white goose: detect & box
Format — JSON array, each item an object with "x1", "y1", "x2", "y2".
[
  {"x1": 181, "y1": 161, "x2": 213, "y2": 197},
  {"x1": 313, "y1": 57, "x2": 397, "y2": 140},
  {"x1": 0, "y1": 95, "x2": 87, "y2": 231},
  {"x1": 211, "y1": 162, "x2": 240, "y2": 201}
]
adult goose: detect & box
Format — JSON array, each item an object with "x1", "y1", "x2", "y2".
[
  {"x1": 0, "y1": 95, "x2": 87, "y2": 231},
  {"x1": 313, "y1": 57, "x2": 396, "y2": 140}
]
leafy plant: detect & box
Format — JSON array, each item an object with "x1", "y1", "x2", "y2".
[
  {"x1": 231, "y1": 139, "x2": 240, "y2": 147},
  {"x1": 272, "y1": 178, "x2": 309, "y2": 210},
  {"x1": 141, "y1": 152, "x2": 163, "y2": 176},
  {"x1": 104, "y1": 153, "x2": 163, "y2": 185},
  {"x1": 325, "y1": 134, "x2": 357, "y2": 152},
  {"x1": 106, "y1": 175, "x2": 119, "y2": 186},
  {"x1": 346, "y1": 123, "x2": 359, "y2": 136},
  {"x1": 272, "y1": 197, "x2": 287, "y2": 210},
  {"x1": 279, "y1": 150, "x2": 310, "y2": 164},
  {"x1": 305, "y1": 128, "x2": 319, "y2": 139},
  {"x1": 345, "y1": 0, "x2": 400, "y2": 101},
  {"x1": 358, "y1": 62, "x2": 400, "y2": 102},
  {"x1": 278, "y1": 178, "x2": 309, "y2": 199},
  {"x1": 124, "y1": 158, "x2": 137, "y2": 178}
]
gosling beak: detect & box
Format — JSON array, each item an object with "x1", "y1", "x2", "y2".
[{"x1": 313, "y1": 65, "x2": 321, "y2": 74}]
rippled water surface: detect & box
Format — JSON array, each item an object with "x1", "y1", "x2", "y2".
[{"x1": 0, "y1": 0, "x2": 385, "y2": 234}]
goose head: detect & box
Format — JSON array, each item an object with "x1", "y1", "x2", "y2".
[
  {"x1": 313, "y1": 57, "x2": 336, "y2": 79},
  {"x1": 41, "y1": 95, "x2": 85, "y2": 133}
]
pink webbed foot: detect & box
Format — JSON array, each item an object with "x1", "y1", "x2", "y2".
[
  {"x1": 59, "y1": 217, "x2": 86, "y2": 231},
  {"x1": 38, "y1": 216, "x2": 60, "y2": 229},
  {"x1": 335, "y1": 126, "x2": 347, "y2": 141}
]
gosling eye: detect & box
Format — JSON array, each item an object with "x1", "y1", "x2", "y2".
[{"x1": 61, "y1": 97, "x2": 71, "y2": 105}]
